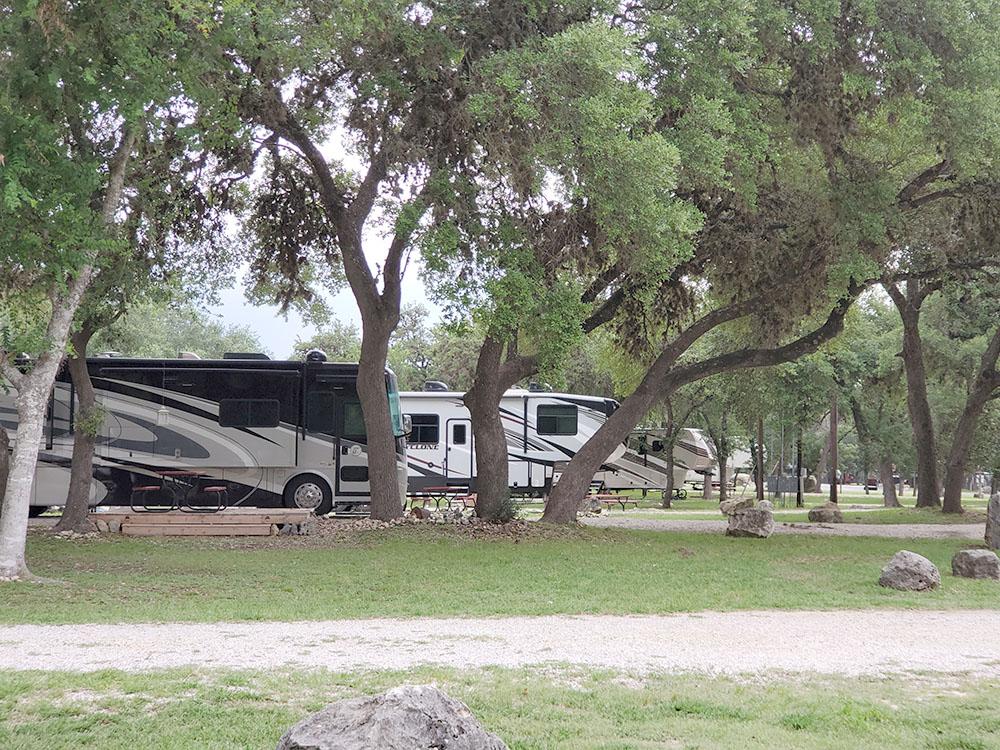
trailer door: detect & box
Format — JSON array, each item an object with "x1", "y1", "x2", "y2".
[{"x1": 445, "y1": 418, "x2": 473, "y2": 482}]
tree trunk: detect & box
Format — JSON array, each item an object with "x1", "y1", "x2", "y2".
[
  {"x1": 829, "y1": 391, "x2": 839, "y2": 504},
  {"x1": 464, "y1": 338, "x2": 511, "y2": 522},
  {"x1": 55, "y1": 328, "x2": 98, "y2": 533},
  {"x1": 717, "y1": 455, "x2": 728, "y2": 503},
  {"x1": 887, "y1": 282, "x2": 941, "y2": 507},
  {"x1": 0, "y1": 367, "x2": 63, "y2": 580},
  {"x1": 541, "y1": 291, "x2": 857, "y2": 522},
  {"x1": 880, "y1": 457, "x2": 900, "y2": 508},
  {"x1": 357, "y1": 320, "x2": 404, "y2": 521},
  {"x1": 542, "y1": 372, "x2": 667, "y2": 523},
  {"x1": 0, "y1": 428, "x2": 9, "y2": 513},
  {"x1": 795, "y1": 433, "x2": 804, "y2": 508},
  {"x1": 661, "y1": 439, "x2": 675, "y2": 509},
  {"x1": 755, "y1": 415, "x2": 765, "y2": 502},
  {"x1": 942, "y1": 328, "x2": 1000, "y2": 514},
  {"x1": 1, "y1": 272, "x2": 96, "y2": 580}
]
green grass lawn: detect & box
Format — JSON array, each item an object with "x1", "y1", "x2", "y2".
[
  {"x1": 3, "y1": 525, "x2": 999, "y2": 625},
  {"x1": 2, "y1": 666, "x2": 999, "y2": 749}
]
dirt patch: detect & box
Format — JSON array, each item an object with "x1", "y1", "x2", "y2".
[{"x1": 182, "y1": 516, "x2": 589, "y2": 551}]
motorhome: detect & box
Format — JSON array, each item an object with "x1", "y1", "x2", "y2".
[
  {"x1": 1, "y1": 352, "x2": 407, "y2": 517},
  {"x1": 400, "y1": 385, "x2": 715, "y2": 494}
]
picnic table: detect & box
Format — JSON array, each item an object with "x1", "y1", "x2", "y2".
[
  {"x1": 130, "y1": 470, "x2": 229, "y2": 513},
  {"x1": 406, "y1": 485, "x2": 476, "y2": 511},
  {"x1": 590, "y1": 493, "x2": 640, "y2": 511}
]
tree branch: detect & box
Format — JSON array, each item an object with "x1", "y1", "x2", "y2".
[
  {"x1": 666, "y1": 286, "x2": 860, "y2": 390},
  {"x1": 897, "y1": 160, "x2": 950, "y2": 207},
  {"x1": 582, "y1": 288, "x2": 625, "y2": 333}
]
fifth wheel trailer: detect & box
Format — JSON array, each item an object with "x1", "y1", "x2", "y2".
[{"x1": 400, "y1": 387, "x2": 715, "y2": 494}]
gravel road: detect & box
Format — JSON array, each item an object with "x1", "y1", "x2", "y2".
[
  {"x1": 2, "y1": 610, "x2": 999, "y2": 677},
  {"x1": 582, "y1": 516, "x2": 985, "y2": 539}
]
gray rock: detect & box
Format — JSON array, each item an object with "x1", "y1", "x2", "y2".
[
  {"x1": 807, "y1": 503, "x2": 843, "y2": 523},
  {"x1": 579, "y1": 496, "x2": 602, "y2": 514},
  {"x1": 878, "y1": 550, "x2": 940, "y2": 591},
  {"x1": 725, "y1": 506, "x2": 774, "y2": 538},
  {"x1": 719, "y1": 497, "x2": 753, "y2": 516},
  {"x1": 985, "y1": 493, "x2": 1000, "y2": 550},
  {"x1": 951, "y1": 549, "x2": 1000, "y2": 580},
  {"x1": 276, "y1": 684, "x2": 508, "y2": 750}
]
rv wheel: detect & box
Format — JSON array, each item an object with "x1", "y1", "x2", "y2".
[{"x1": 283, "y1": 475, "x2": 332, "y2": 516}]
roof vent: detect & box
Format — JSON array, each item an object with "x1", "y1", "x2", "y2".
[
  {"x1": 305, "y1": 349, "x2": 328, "y2": 363},
  {"x1": 423, "y1": 380, "x2": 449, "y2": 392},
  {"x1": 528, "y1": 381, "x2": 552, "y2": 392},
  {"x1": 223, "y1": 352, "x2": 270, "y2": 360},
  {"x1": 178, "y1": 351, "x2": 201, "y2": 360},
  {"x1": 95, "y1": 351, "x2": 123, "y2": 358}
]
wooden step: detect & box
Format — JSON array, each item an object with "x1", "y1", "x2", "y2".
[{"x1": 122, "y1": 523, "x2": 275, "y2": 537}]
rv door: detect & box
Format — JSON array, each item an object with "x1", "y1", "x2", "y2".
[
  {"x1": 335, "y1": 396, "x2": 370, "y2": 496},
  {"x1": 445, "y1": 418, "x2": 473, "y2": 481}
]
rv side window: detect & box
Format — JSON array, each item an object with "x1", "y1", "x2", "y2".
[
  {"x1": 306, "y1": 391, "x2": 336, "y2": 433},
  {"x1": 219, "y1": 399, "x2": 280, "y2": 428},
  {"x1": 342, "y1": 399, "x2": 366, "y2": 440},
  {"x1": 452, "y1": 423, "x2": 466, "y2": 445},
  {"x1": 537, "y1": 404, "x2": 577, "y2": 435},
  {"x1": 409, "y1": 414, "x2": 439, "y2": 443}
]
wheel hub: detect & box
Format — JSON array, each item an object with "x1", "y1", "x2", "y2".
[{"x1": 293, "y1": 482, "x2": 323, "y2": 509}]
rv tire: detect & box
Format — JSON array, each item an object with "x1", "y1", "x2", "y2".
[{"x1": 283, "y1": 474, "x2": 332, "y2": 516}]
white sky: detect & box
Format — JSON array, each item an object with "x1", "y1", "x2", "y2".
[{"x1": 209, "y1": 255, "x2": 440, "y2": 359}]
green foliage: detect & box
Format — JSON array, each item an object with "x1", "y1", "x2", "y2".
[
  {"x1": 92, "y1": 302, "x2": 266, "y2": 360},
  {"x1": 0, "y1": 0, "x2": 199, "y2": 357}
]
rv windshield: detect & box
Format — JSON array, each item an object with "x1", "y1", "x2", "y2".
[{"x1": 387, "y1": 372, "x2": 405, "y2": 436}]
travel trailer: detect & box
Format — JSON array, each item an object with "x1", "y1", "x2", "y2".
[
  {"x1": 1, "y1": 352, "x2": 407, "y2": 517},
  {"x1": 400, "y1": 386, "x2": 715, "y2": 494}
]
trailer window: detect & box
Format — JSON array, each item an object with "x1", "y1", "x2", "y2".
[
  {"x1": 409, "y1": 414, "x2": 439, "y2": 443},
  {"x1": 452, "y1": 423, "x2": 467, "y2": 445},
  {"x1": 219, "y1": 399, "x2": 280, "y2": 428},
  {"x1": 537, "y1": 404, "x2": 577, "y2": 435}
]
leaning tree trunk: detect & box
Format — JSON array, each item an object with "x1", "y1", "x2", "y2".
[
  {"x1": 889, "y1": 284, "x2": 941, "y2": 508},
  {"x1": 357, "y1": 321, "x2": 404, "y2": 521},
  {"x1": 880, "y1": 457, "x2": 901, "y2": 508},
  {"x1": 542, "y1": 375, "x2": 665, "y2": 523},
  {"x1": 942, "y1": 328, "x2": 1000, "y2": 514},
  {"x1": 1, "y1": 268, "x2": 96, "y2": 579},
  {"x1": 464, "y1": 337, "x2": 514, "y2": 522},
  {"x1": 0, "y1": 357, "x2": 69, "y2": 580},
  {"x1": 55, "y1": 328, "x2": 98, "y2": 533}
]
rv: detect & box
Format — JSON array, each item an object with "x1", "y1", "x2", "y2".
[
  {"x1": 400, "y1": 386, "x2": 714, "y2": 494},
  {"x1": 1, "y1": 352, "x2": 408, "y2": 517}
]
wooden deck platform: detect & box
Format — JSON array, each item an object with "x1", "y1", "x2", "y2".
[{"x1": 89, "y1": 508, "x2": 315, "y2": 537}]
